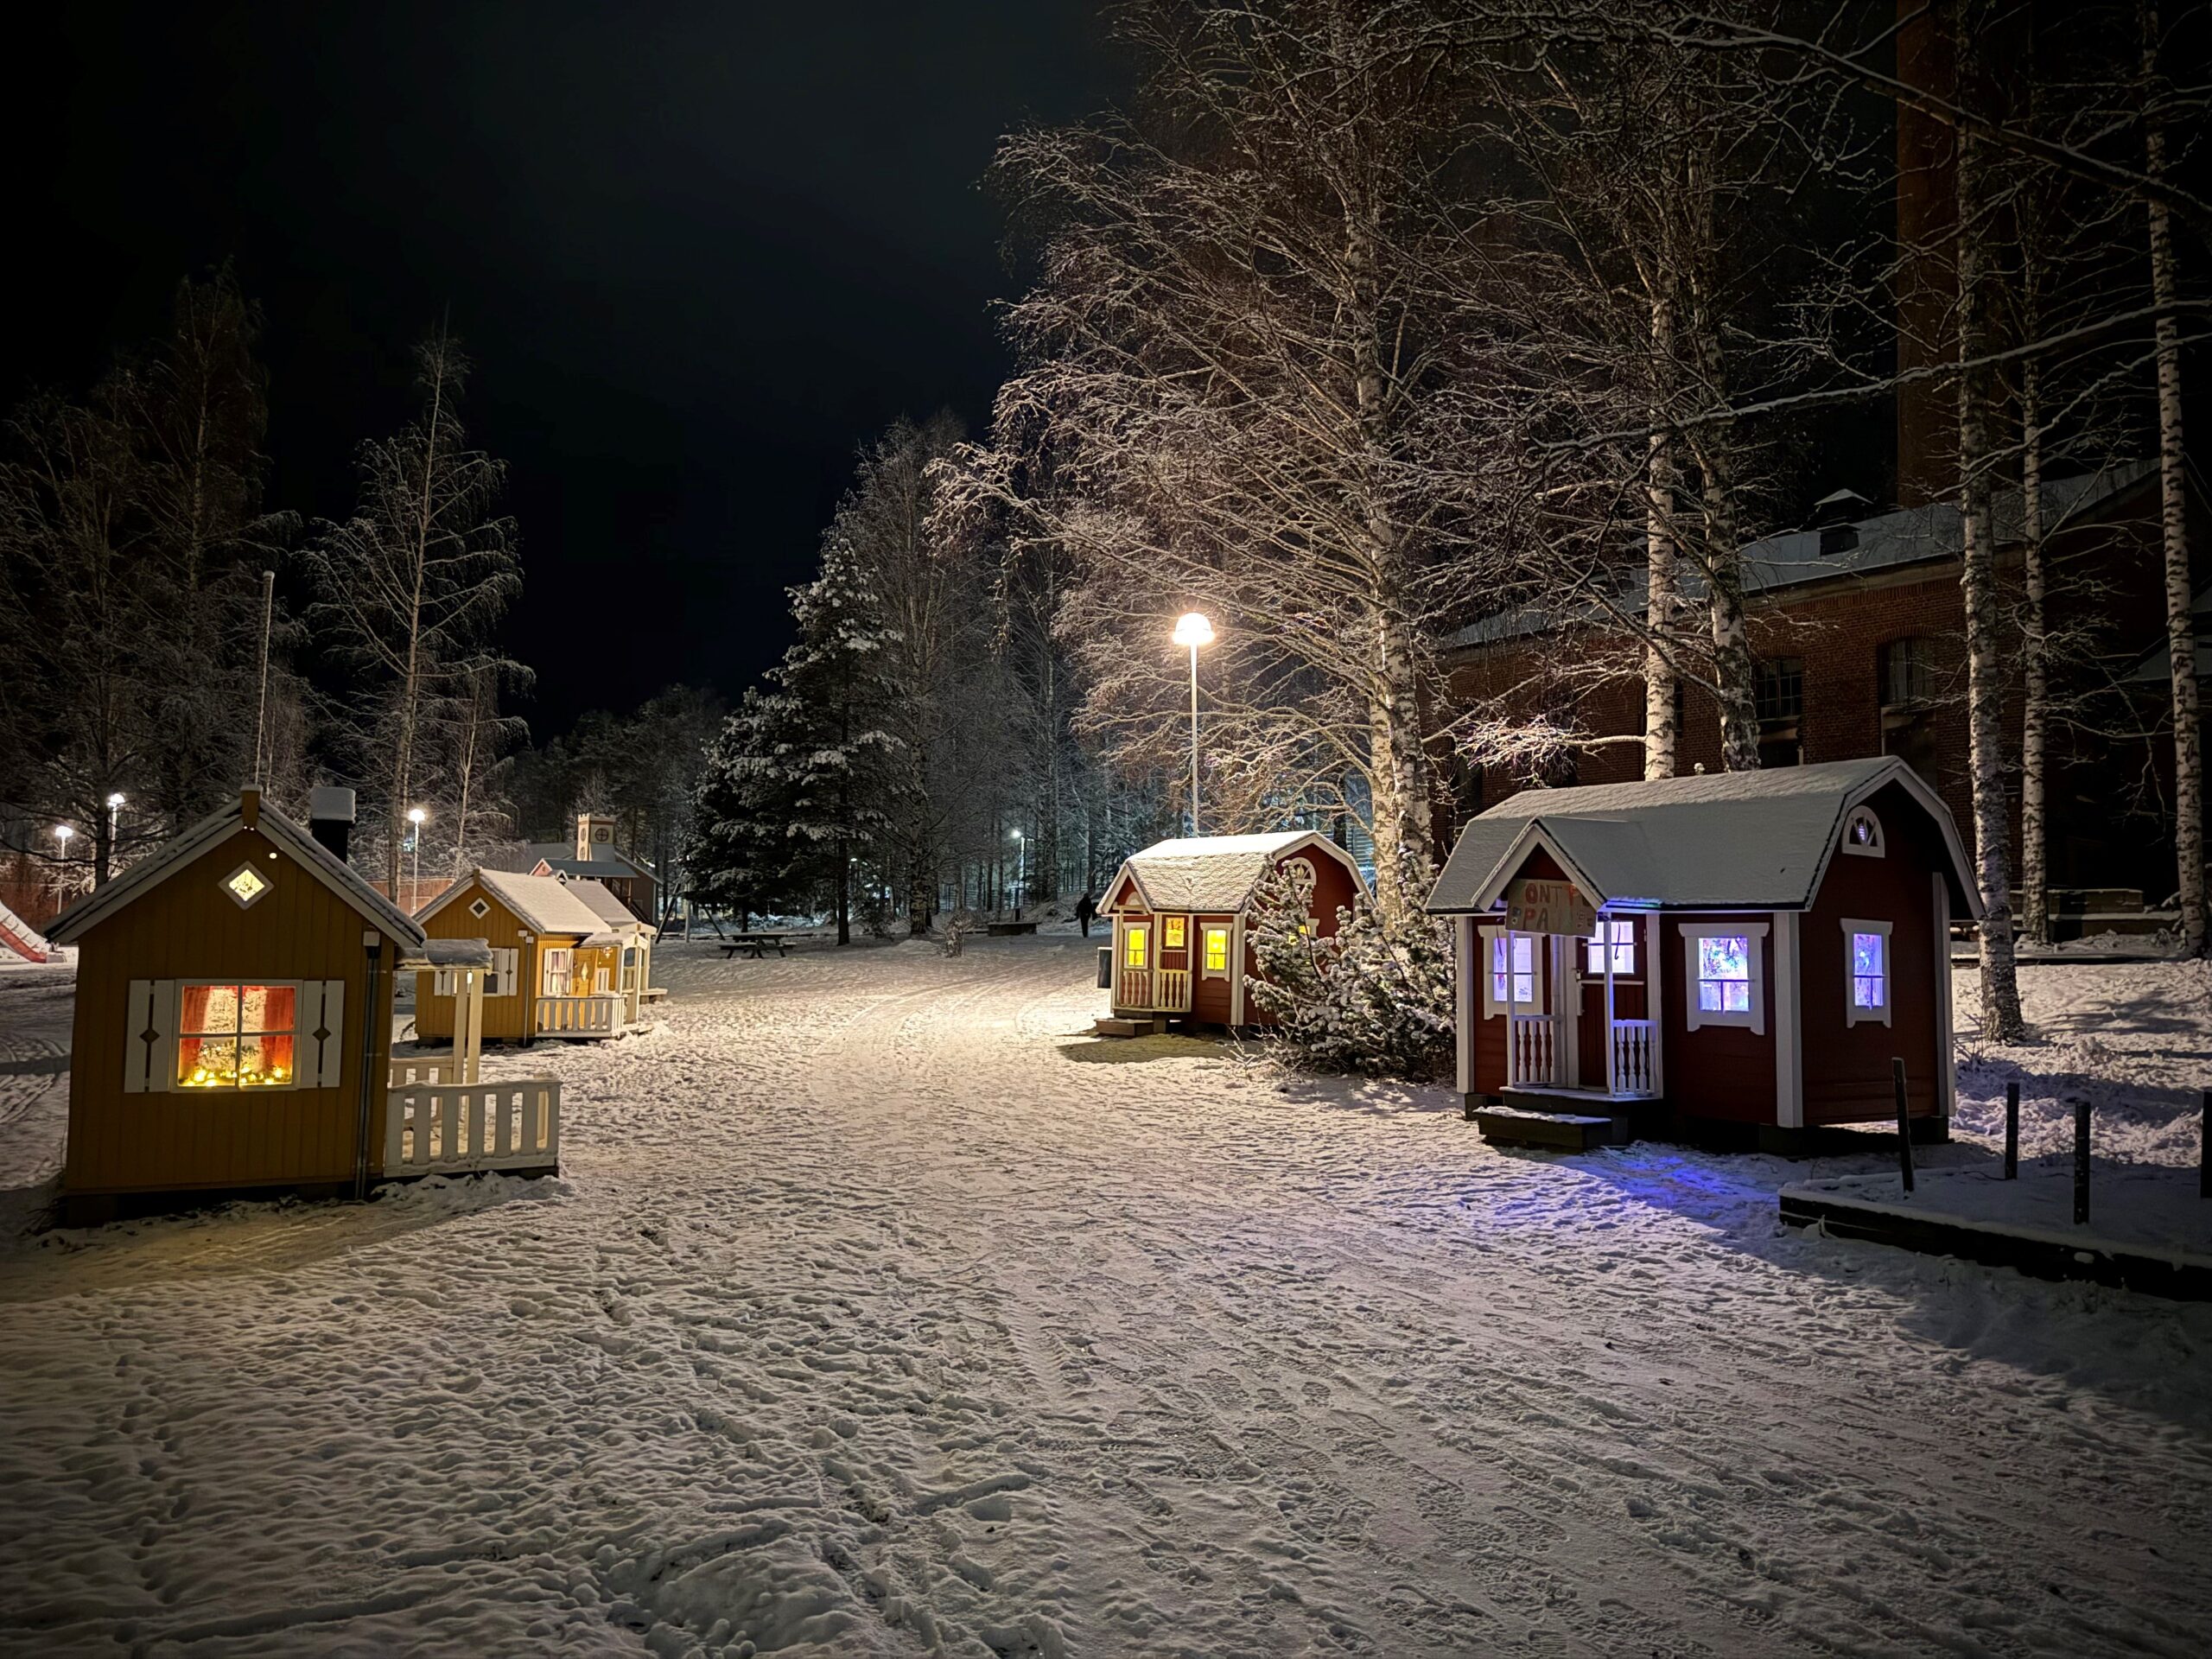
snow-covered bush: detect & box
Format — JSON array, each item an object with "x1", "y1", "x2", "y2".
[{"x1": 1244, "y1": 858, "x2": 1454, "y2": 1078}]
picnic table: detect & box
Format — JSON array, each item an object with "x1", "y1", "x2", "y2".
[{"x1": 720, "y1": 932, "x2": 792, "y2": 959}]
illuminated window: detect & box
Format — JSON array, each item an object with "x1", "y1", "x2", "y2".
[
  {"x1": 1584, "y1": 919, "x2": 1636, "y2": 976},
  {"x1": 1842, "y1": 918, "x2": 1892, "y2": 1027},
  {"x1": 176, "y1": 982, "x2": 296, "y2": 1089},
  {"x1": 1842, "y1": 806, "x2": 1884, "y2": 857},
  {"x1": 1123, "y1": 925, "x2": 1149, "y2": 969},
  {"x1": 1163, "y1": 917, "x2": 1186, "y2": 949},
  {"x1": 221, "y1": 862, "x2": 273, "y2": 909},
  {"x1": 1203, "y1": 926, "x2": 1230, "y2": 974},
  {"x1": 1679, "y1": 924, "x2": 1767, "y2": 1033},
  {"x1": 1486, "y1": 933, "x2": 1538, "y2": 1013}
]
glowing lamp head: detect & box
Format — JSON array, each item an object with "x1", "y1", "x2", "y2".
[
  {"x1": 53, "y1": 824, "x2": 73, "y2": 847},
  {"x1": 407, "y1": 807, "x2": 427, "y2": 826},
  {"x1": 1172, "y1": 612, "x2": 1215, "y2": 649},
  {"x1": 106, "y1": 792, "x2": 126, "y2": 810}
]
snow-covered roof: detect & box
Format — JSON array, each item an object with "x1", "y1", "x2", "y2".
[
  {"x1": 1107, "y1": 831, "x2": 1363, "y2": 914},
  {"x1": 1425, "y1": 757, "x2": 1981, "y2": 918},
  {"x1": 1452, "y1": 461, "x2": 2158, "y2": 653},
  {"x1": 563, "y1": 878, "x2": 651, "y2": 932},
  {"x1": 396, "y1": 937, "x2": 496, "y2": 970},
  {"x1": 47, "y1": 790, "x2": 427, "y2": 950},
  {"x1": 420, "y1": 868, "x2": 612, "y2": 938},
  {"x1": 528, "y1": 843, "x2": 652, "y2": 880}
]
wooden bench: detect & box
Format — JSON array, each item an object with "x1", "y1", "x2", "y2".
[
  {"x1": 986, "y1": 920, "x2": 1038, "y2": 937},
  {"x1": 721, "y1": 933, "x2": 791, "y2": 959}
]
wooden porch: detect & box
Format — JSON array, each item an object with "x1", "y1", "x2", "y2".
[
  {"x1": 1116, "y1": 966, "x2": 1192, "y2": 1015},
  {"x1": 384, "y1": 1077, "x2": 563, "y2": 1178},
  {"x1": 534, "y1": 994, "x2": 622, "y2": 1038}
]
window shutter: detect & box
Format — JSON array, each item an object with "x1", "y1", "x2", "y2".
[
  {"x1": 305, "y1": 979, "x2": 346, "y2": 1088},
  {"x1": 123, "y1": 979, "x2": 175, "y2": 1092},
  {"x1": 493, "y1": 947, "x2": 518, "y2": 995}
]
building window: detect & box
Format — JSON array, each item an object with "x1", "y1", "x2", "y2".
[
  {"x1": 1679, "y1": 923, "x2": 1769, "y2": 1034},
  {"x1": 540, "y1": 947, "x2": 574, "y2": 997},
  {"x1": 1203, "y1": 926, "x2": 1230, "y2": 975},
  {"x1": 1584, "y1": 919, "x2": 1637, "y2": 976},
  {"x1": 488, "y1": 947, "x2": 518, "y2": 996},
  {"x1": 1757, "y1": 657, "x2": 1805, "y2": 767},
  {"x1": 1842, "y1": 919, "x2": 1893, "y2": 1027},
  {"x1": 176, "y1": 982, "x2": 297, "y2": 1089},
  {"x1": 1841, "y1": 806, "x2": 1885, "y2": 857},
  {"x1": 1879, "y1": 638, "x2": 1941, "y2": 782},
  {"x1": 1122, "y1": 925, "x2": 1149, "y2": 969},
  {"x1": 1480, "y1": 929, "x2": 1543, "y2": 1017},
  {"x1": 221, "y1": 861, "x2": 274, "y2": 909},
  {"x1": 1163, "y1": 916, "x2": 1186, "y2": 949},
  {"x1": 468, "y1": 897, "x2": 491, "y2": 919}
]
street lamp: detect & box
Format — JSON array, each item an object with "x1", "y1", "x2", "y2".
[
  {"x1": 53, "y1": 823, "x2": 73, "y2": 901},
  {"x1": 1010, "y1": 827, "x2": 1027, "y2": 921},
  {"x1": 1171, "y1": 611, "x2": 1215, "y2": 835},
  {"x1": 407, "y1": 806, "x2": 428, "y2": 913},
  {"x1": 105, "y1": 792, "x2": 124, "y2": 874}
]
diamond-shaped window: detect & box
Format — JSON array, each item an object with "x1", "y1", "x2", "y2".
[
  {"x1": 468, "y1": 898, "x2": 491, "y2": 918},
  {"x1": 222, "y1": 861, "x2": 273, "y2": 909}
]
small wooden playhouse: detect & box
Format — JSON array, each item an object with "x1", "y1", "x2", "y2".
[
  {"x1": 1101, "y1": 831, "x2": 1367, "y2": 1029},
  {"x1": 44, "y1": 788, "x2": 563, "y2": 1221},
  {"x1": 1424, "y1": 757, "x2": 1980, "y2": 1149},
  {"x1": 414, "y1": 868, "x2": 635, "y2": 1042}
]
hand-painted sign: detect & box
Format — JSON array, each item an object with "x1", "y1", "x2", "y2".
[{"x1": 1507, "y1": 878, "x2": 1597, "y2": 938}]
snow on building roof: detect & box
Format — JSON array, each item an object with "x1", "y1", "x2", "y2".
[
  {"x1": 1425, "y1": 756, "x2": 1981, "y2": 917},
  {"x1": 1110, "y1": 831, "x2": 1362, "y2": 914},
  {"x1": 527, "y1": 843, "x2": 652, "y2": 880},
  {"x1": 396, "y1": 937, "x2": 496, "y2": 971},
  {"x1": 562, "y1": 878, "x2": 651, "y2": 931},
  {"x1": 422, "y1": 868, "x2": 613, "y2": 938},
  {"x1": 47, "y1": 789, "x2": 428, "y2": 950},
  {"x1": 1451, "y1": 461, "x2": 2158, "y2": 653}
]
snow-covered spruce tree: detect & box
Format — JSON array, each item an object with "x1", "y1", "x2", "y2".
[
  {"x1": 302, "y1": 331, "x2": 522, "y2": 899},
  {"x1": 947, "y1": 0, "x2": 1510, "y2": 924},
  {"x1": 690, "y1": 686, "x2": 817, "y2": 924},
  {"x1": 1243, "y1": 859, "x2": 1454, "y2": 1079}
]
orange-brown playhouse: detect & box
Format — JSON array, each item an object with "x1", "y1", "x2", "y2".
[
  {"x1": 1425, "y1": 758, "x2": 1981, "y2": 1151},
  {"x1": 1101, "y1": 831, "x2": 1368, "y2": 1030}
]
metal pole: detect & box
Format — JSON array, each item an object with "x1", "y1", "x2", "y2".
[
  {"x1": 2073, "y1": 1097, "x2": 2091, "y2": 1224},
  {"x1": 252, "y1": 569, "x2": 275, "y2": 788},
  {"x1": 2201, "y1": 1088, "x2": 2209, "y2": 1199},
  {"x1": 1892, "y1": 1057, "x2": 1914, "y2": 1193},
  {"x1": 1188, "y1": 643, "x2": 1200, "y2": 836}
]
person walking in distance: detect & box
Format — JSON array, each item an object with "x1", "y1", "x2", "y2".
[{"x1": 1074, "y1": 890, "x2": 1097, "y2": 938}]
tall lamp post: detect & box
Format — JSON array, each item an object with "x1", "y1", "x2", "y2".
[
  {"x1": 52, "y1": 823, "x2": 74, "y2": 905},
  {"x1": 104, "y1": 791, "x2": 124, "y2": 887},
  {"x1": 406, "y1": 807, "x2": 428, "y2": 913},
  {"x1": 1011, "y1": 827, "x2": 1027, "y2": 921},
  {"x1": 1172, "y1": 611, "x2": 1215, "y2": 835}
]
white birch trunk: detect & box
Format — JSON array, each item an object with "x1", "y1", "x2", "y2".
[
  {"x1": 2018, "y1": 354, "x2": 2050, "y2": 947},
  {"x1": 1645, "y1": 294, "x2": 1680, "y2": 781}
]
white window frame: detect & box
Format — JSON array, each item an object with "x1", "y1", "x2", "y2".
[
  {"x1": 220, "y1": 859, "x2": 276, "y2": 910},
  {"x1": 1584, "y1": 918, "x2": 1637, "y2": 978},
  {"x1": 489, "y1": 947, "x2": 518, "y2": 997},
  {"x1": 1121, "y1": 921, "x2": 1151, "y2": 971},
  {"x1": 1680, "y1": 922, "x2": 1769, "y2": 1035},
  {"x1": 1841, "y1": 918, "x2": 1893, "y2": 1027},
  {"x1": 173, "y1": 978, "x2": 306, "y2": 1092},
  {"x1": 1200, "y1": 924, "x2": 1231, "y2": 977},
  {"x1": 540, "y1": 946, "x2": 575, "y2": 997},
  {"x1": 1840, "y1": 805, "x2": 1885, "y2": 858},
  {"x1": 1478, "y1": 925, "x2": 1544, "y2": 1018}
]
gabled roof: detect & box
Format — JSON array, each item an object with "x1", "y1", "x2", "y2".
[
  {"x1": 420, "y1": 868, "x2": 611, "y2": 938},
  {"x1": 563, "y1": 878, "x2": 650, "y2": 932},
  {"x1": 527, "y1": 843, "x2": 652, "y2": 880},
  {"x1": 1425, "y1": 757, "x2": 1982, "y2": 918},
  {"x1": 1106, "y1": 831, "x2": 1365, "y2": 914},
  {"x1": 47, "y1": 791, "x2": 427, "y2": 949}
]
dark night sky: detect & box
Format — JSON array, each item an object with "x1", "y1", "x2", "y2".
[{"x1": 7, "y1": 3, "x2": 1124, "y2": 736}]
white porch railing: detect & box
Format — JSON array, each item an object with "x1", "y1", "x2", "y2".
[
  {"x1": 534, "y1": 995, "x2": 620, "y2": 1037},
  {"x1": 1116, "y1": 966, "x2": 1193, "y2": 1014},
  {"x1": 390, "y1": 1057, "x2": 461, "y2": 1088},
  {"x1": 1508, "y1": 1014, "x2": 1556, "y2": 1086},
  {"x1": 384, "y1": 1079, "x2": 562, "y2": 1177},
  {"x1": 1608, "y1": 1019, "x2": 1658, "y2": 1096}
]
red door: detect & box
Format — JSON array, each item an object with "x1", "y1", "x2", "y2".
[{"x1": 1575, "y1": 916, "x2": 1651, "y2": 1092}]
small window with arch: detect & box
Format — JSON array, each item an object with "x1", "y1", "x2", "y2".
[{"x1": 1841, "y1": 805, "x2": 1884, "y2": 858}]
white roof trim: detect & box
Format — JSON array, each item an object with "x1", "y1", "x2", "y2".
[
  {"x1": 47, "y1": 794, "x2": 426, "y2": 949},
  {"x1": 1103, "y1": 830, "x2": 1365, "y2": 916},
  {"x1": 1464, "y1": 822, "x2": 1615, "y2": 914}
]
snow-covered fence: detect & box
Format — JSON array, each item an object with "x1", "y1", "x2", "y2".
[
  {"x1": 535, "y1": 995, "x2": 619, "y2": 1037},
  {"x1": 389, "y1": 1057, "x2": 461, "y2": 1087},
  {"x1": 384, "y1": 1079, "x2": 562, "y2": 1177}
]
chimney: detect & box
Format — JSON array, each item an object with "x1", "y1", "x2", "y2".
[{"x1": 308, "y1": 786, "x2": 357, "y2": 862}]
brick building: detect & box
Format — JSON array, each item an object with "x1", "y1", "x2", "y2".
[{"x1": 1440, "y1": 461, "x2": 2208, "y2": 912}]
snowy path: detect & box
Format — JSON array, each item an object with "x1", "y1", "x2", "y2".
[{"x1": 1, "y1": 941, "x2": 2209, "y2": 1657}]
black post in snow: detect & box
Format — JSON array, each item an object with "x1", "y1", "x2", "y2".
[
  {"x1": 2202, "y1": 1089, "x2": 2209, "y2": 1200},
  {"x1": 2005, "y1": 1080, "x2": 2019, "y2": 1179},
  {"x1": 2073, "y1": 1098, "x2": 2091, "y2": 1225},
  {"x1": 1892, "y1": 1057, "x2": 1914, "y2": 1195}
]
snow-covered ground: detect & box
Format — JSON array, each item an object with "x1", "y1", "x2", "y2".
[{"x1": 1, "y1": 942, "x2": 2209, "y2": 1657}]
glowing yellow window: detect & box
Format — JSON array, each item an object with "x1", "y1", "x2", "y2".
[
  {"x1": 1123, "y1": 926, "x2": 1149, "y2": 969},
  {"x1": 1203, "y1": 927, "x2": 1230, "y2": 973},
  {"x1": 1163, "y1": 917, "x2": 1186, "y2": 949},
  {"x1": 176, "y1": 983, "x2": 297, "y2": 1089}
]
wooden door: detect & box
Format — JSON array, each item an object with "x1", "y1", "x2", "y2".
[{"x1": 1575, "y1": 916, "x2": 1651, "y2": 1092}]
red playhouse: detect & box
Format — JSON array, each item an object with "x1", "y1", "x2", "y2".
[
  {"x1": 1424, "y1": 757, "x2": 1980, "y2": 1151},
  {"x1": 1100, "y1": 831, "x2": 1368, "y2": 1032}
]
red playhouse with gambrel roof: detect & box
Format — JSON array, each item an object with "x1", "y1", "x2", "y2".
[
  {"x1": 1101, "y1": 831, "x2": 1367, "y2": 1029},
  {"x1": 1424, "y1": 757, "x2": 1981, "y2": 1151}
]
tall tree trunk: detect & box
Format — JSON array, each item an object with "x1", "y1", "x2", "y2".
[
  {"x1": 2018, "y1": 353, "x2": 2050, "y2": 947},
  {"x1": 1645, "y1": 293, "x2": 1681, "y2": 781},
  {"x1": 1955, "y1": 111, "x2": 2027, "y2": 1039},
  {"x1": 2145, "y1": 2, "x2": 2204, "y2": 953}
]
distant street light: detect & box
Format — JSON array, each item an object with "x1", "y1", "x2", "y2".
[
  {"x1": 1010, "y1": 827, "x2": 1027, "y2": 921},
  {"x1": 407, "y1": 806, "x2": 428, "y2": 913},
  {"x1": 1172, "y1": 612, "x2": 1215, "y2": 835},
  {"x1": 53, "y1": 823, "x2": 74, "y2": 900}
]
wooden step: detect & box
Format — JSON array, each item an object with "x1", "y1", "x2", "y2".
[
  {"x1": 1093, "y1": 1015, "x2": 1166, "y2": 1038},
  {"x1": 1473, "y1": 1107, "x2": 1615, "y2": 1152}
]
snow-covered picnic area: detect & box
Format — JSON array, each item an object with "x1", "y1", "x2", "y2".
[{"x1": 1, "y1": 939, "x2": 2209, "y2": 1656}]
